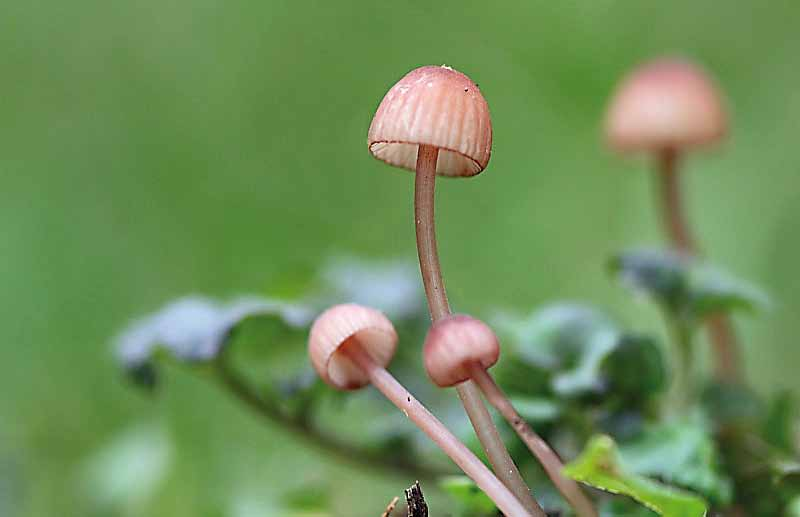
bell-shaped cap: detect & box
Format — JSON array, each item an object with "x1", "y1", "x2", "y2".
[
  {"x1": 423, "y1": 315, "x2": 500, "y2": 387},
  {"x1": 308, "y1": 304, "x2": 398, "y2": 390},
  {"x1": 368, "y1": 65, "x2": 492, "y2": 177},
  {"x1": 605, "y1": 58, "x2": 727, "y2": 153}
]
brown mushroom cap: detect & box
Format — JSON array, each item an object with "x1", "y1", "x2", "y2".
[
  {"x1": 605, "y1": 58, "x2": 727, "y2": 153},
  {"x1": 308, "y1": 304, "x2": 398, "y2": 390},
  {"x1": 423, "y1": 315, "x2": 500, "y2": 387},
  {"x1": 368, "y1": 65, "x2": 492, "y2": 177}
]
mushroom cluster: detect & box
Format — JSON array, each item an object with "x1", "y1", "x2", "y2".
[{"x1": 308, "y1": 57, "x2": 734, "y2": 515}]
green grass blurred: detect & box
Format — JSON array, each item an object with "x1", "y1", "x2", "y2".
[{"x1": 1, "y1": 1, "x2": 799, "y2": 515}]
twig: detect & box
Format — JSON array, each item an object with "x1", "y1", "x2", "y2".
[
  {"x1": 405, "y1": 481, "x2": 429, "y2": 517},
  {"x1": 381, "y1": 496, "x2": 399, "y2": 517}
]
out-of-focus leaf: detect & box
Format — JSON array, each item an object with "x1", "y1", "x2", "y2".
[
  {"x1": 787, "y1": 495, "x2": 800, "y2": 517},
  {"x1": 764, "y1": 391, "x2": 798, "y2": 454},
  {"x1": 80, "y1": 424, "x2": 172, "y2": 511},
  {"x1": 609, "y1": 249, "x2": 689, "y2": 313},
  {"x1": 116, "y1": 296, "x2": 312, "y2": 388},
  {"x1": 317, "y1": 255, "x2": 424, "y2": 321},
  {"x1": 439, "y1": 475, "x2": 496, "y2": 516},
  {"x1": 509, "y1": 397, "x2": 562, "y2": 424},
  {"x1": 553, "y1": 329, "x2": 619, "y2": 396},
  {"x1": 494, "y1": 304, "x2": 623, "y2": 397},
  {"x1": 599, "y1": 498, "x2": 657, "y2": 516},
  {"x1": 564, "y1": 435, "x2": 707, "y2": 517},
  {"x1": 689, "y1": 265, "x2": 770, "y2": 319},
  {"x1": 610, "y1": 249, "x2": 769, "y2": 322},
  {"x1": 619, "y1": 414, "x2": 732, "y2": 505},
  {"x1": 701, "y1": 382, "x2": 764, "y2": 428},
  {"x1": 601, "y1": 334, "x2": 666, "y2": 401}
]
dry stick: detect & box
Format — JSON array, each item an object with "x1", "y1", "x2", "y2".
[
  {"x1": 414, "y1": 144, "x2": 544, "y2": 517},
  {"x1": 469, "y1": 364, "x2": 598, "y2": 517},
  {"x1": 343, "y1": 344, "x2": 532, "y2": 517},
  {"x1": 658, "y1": 149, "x2": 741, "y2": 382}
]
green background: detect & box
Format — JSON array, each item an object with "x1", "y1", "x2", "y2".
[{"x1": 1, "y1": 1, "x2": 798, "y2": 515}]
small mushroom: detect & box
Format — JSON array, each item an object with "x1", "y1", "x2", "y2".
[
  {"x1": 424, "y1": 315, "x2": 597, "y2": 517},
  {"x1": 368, "y1": 66, "x2": 542, "y2": 515},
  {"x1": 605, "y1": 57, "x2": 726, "y2": 253},
  {"x1": 308, "y1": 304, "x2": 532, "y2": 517},
  {"x1": 604, "y1": 57, "x2": 739, "y2": 382}
]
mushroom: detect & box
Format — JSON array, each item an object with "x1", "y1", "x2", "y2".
[
  {"x1": 424, "y1": 315, "x2": 597, "y2": 517},
  {"x1": 604, "y1": 57, "x2": 739, "y2": 382},
  {"x1": 308, "y1": 304, "x2": 532, "y2": 517},
  {"x1": 368, "y1": 65, "x2": 542, "y2": 515}
]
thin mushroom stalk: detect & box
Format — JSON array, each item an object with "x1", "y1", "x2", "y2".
[
  {"x1": 308, "y1": 304, "x2": 532, "y2": 517},
  {"x1": 369, "y1": 65, "x2": 543, "y2": 515},
  {"x1": 657, "y1": 148, "x2": 740, "y2": 381},
  {"x1": 605, "y1": 57, "x2": 741, "y2": 383},
  {"x1": 425, "y1": 314, "x2": 597, "y2": 517}
]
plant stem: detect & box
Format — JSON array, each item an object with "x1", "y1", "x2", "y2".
[
  {"x1": 214, "y1": 356, "x2": 451, "y2": 480},
  {"x1": 657, "y1": 149, "x2": 741, "y2": 383},
  {"x1": 414, "y1": 144, "x2": 544, "y2": 517},
  {"x1": 343, "y1": 343, "x2": 533, "y2": 517},
  {"x1": 663, "y1": 312, "x2": 695, "y2": 413},
  {"x1": 468, "y1": 364, "x2": 597, "y2": 517}
]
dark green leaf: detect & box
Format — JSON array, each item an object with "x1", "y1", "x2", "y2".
[
  {"x1": 564, "y1": 435, "x2": 707, "y2": 517},
  {"x1": 764, "y1": 391, "x2": 798, "y2": 454},
  {"x1": 701, "y1": 381, "x2": 764, "y2": 427},
  {"x1": 601, "y1": 334, "x2": 667, "y2": 401}
]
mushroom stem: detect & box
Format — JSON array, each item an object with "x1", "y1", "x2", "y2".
[
  {"x1": 657, "y1": 148, "x2": 695, "y2": 254},
  {"x1": 342, "y1": 342, "x2": 533, "y2": 517},
  {"x1": 468, "y1": 364, "x2": 598, "y2": 517},
  {"x1": 656, "y1": 149, "x2": 741, "y2": 382},
  {"x1": 414, "y1": 145, "x2": 544, "y2": 516}
]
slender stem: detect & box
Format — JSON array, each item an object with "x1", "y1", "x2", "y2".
[
  {"x1": 214, "y1": 357, "x2": 451, "y2": 480},
  {"x1": 656, "y1": 149, "x2": 741, "y2": 382},
  {"x1": 415, "y1": 145, "x2": 451, "y2": 320},
  {"x1": 468, "y1": 364, "x2": 597, "y2": 517},
  {"x1": 343, "y1": 343, "x2": 533, "y2": 517},
  {"x1": 414, "y1": 144, "x2": 544, "y2": 516},
  {"x1": 663, "y1": 311, "x2": 695, "y2": 414}
]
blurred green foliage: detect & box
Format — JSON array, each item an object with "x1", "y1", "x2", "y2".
[{"x1": 2, "y1": 1, "x2": 800, "y2": 516}]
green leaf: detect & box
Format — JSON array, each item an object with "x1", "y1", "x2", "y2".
[
  {"x1": 688, "y1": 265, "x2": 770, "y2": 319},
  {"x1": 494, "y1": 304, "x2": 623, "y2": 397},
  {"x1": 508, "y1": 396, "x2": 562, "y2": 423},
  {"x1": 609, "y1": 249, "x2": 689, "y2": 313},
  {"x1": 763, "y1": 391, "x2": 798, "y2": 454},
  {"x1": 701, "y1": 381, "x2": 764, "y2": 427},
  {"x1": 609, "y1": 249, "x2": 769, "y2": 322},
  {"x1": 619, "y1": 415, "x2": 732, "y2": 505},
  {"x1": 116, "y1": 296, "x2": 312, "y2": 388},
  {"x1": 439, "y1": 476, "x2": 497, "y2": 516},
  {"x1": 281, "y1": 483, "x2": 330, "y2": 513},
  {"x1": 564, "y1": 435, "x2": 708, "y2": 517},
  {"x1": 601, "y1": 334, "x2": 667, "y2": 401}
]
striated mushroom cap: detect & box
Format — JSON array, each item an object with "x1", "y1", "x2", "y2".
[
  {"x1": 368, "y1": 65, "x2": 492, "y2": 177},
  {"x1": 309, "y1": 303, "x2": 397, "y2": 390}
]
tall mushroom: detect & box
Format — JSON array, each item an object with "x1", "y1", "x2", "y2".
[
  {"x1": 308, "y1": 304, "x2": 532, "y2": 517},
  {"x1": 424, "y1": 315, "x2": 597, "y2": 517},
  {"x1": 368, "y1": 65, "x2": 542, "y2": 515},
  {"x1": 604, "y1": 57, "x2": 740, "y2": 382}
]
